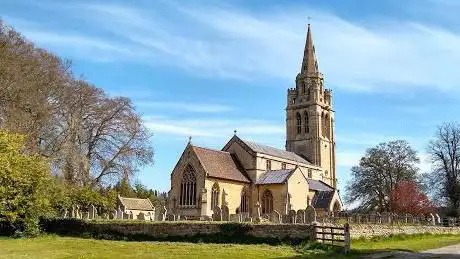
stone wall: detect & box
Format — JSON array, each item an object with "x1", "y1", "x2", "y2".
[
  {"x1": 349, "y1": 224, "x2": 460, "y2": 239},
  {"x1": 90, "y1": 222, "x2": 315, "y2": 240}
]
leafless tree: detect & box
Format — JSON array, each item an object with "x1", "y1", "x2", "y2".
[{"x1": 427, "y1": 122, "x2": 460, "y2": 216}]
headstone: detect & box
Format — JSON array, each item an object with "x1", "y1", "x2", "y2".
[
  {"x1": 221, "y1": 205, "x2": 230, "y2": 221},
  {"x1": 255, "y1": 202, "x2": 261, "y2": 221},
  {"x1": 137, "y1": 212, "x2": 145, "y2": 220},
  {"x1": 288, "y1": 210, "x2": 297, "y2": 224},
  {"x1": 271, "y1": 210, "x2": 281, "y2": 223},
  {"x1": 162, "y1": 206, "x2": 167, "y2": 221},
  {"x1": 212, "y1": 206, "x2": 222, "y2": 221},
  {"x1": 296, "y1": 210, "x2": 305, "y2": 224},
  {"x1": 89, "y1": 205, "x2": 96, "y2": 220},
  {"x1": 305, "y1": 205, "x2": 317, "y2": 224},
  {"x1": 435, "y1": 214, "x2": 441, "y2": 225},
  {"x1": 430, "y1": 213, "x2": 435, "y2": 225}
]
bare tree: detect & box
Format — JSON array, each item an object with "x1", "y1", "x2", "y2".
[
  {"x1": 346, "y1": 140, "x2": 419, "y2": 212},
  {"x1": 427, "y1": 122, "x2": 460, "y2": 216}
]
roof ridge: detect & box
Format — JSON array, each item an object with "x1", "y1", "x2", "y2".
[{"x1": 192, "y1": 145, "x2": 231, "y2": 154}]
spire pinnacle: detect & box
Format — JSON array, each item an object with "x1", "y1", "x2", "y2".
[{"x1": 301, "y1": 23, "x2": 319, "y2": 74}]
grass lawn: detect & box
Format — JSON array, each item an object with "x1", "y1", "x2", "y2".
[{"x1": 0, "y1": 234, "x2": 459, "y2": 259}]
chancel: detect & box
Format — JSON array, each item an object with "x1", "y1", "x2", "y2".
[{"x1": 168, "y1": 23, "x2": 342, "y2": 219}]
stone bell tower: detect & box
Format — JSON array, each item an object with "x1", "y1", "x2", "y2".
[{"x1": 285, "y1": 24, "x2": 337, "y2": 188}]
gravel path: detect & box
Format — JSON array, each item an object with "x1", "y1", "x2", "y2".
[{"x1": 365, "y1": 243, "x2": 460, "y2": 259}]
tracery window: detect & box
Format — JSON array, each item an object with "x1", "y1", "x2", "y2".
[
  {"x1": 240, "y1": 190, "x2": 249, "y2": 213},
  {"x1": 261, "y1": 190, "x2": 273, "y2": 214},
  {"x1": 179, "y1": 165, "x2": 197, "y2": 206},
  {"x1": 211, "y1": 182, "x2": 220, "y2": 209},
  {"x1": 296, "y1": 113, "x2": 301, "y2": 134}
]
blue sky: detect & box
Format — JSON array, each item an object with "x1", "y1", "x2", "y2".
[{"x1": 2, "y1": 0, "x2": 460, "y2": 201}]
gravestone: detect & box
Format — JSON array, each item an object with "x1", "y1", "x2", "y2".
[
  {"x1": 137, "y1": 212, "x2": 145, "y2": 220},
  {"x1": 221, "y1": 205, "x2": 230, "y2": 221},
  {"x1": 162, "y1": 206, "x2": 168, "y2": 221},
  {"x1": 305, "y1": 205, "x2": 317, "y2": 224},
  {"x1": 288, "y1": 210, "x2": 297, "y2": 224},
  {"x1": 296, "y1": 210, "x2": 305, "y2": 224},
  {"x1": 271, "y1": 210, "x2": 281, "y2": 223},
  {"x1": 212, "y1": 206, "x2": 222, "y2": 221}
]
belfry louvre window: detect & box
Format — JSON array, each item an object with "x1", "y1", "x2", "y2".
[
  {"x1": 211, "y1": 182, "x2": 219, "y2": 209},
  {"x1": 179, "y1": 165, "x2": 197, "y2": 206},
  {"x1": 304, "y1": 112, "x2": 309, "y2": 133},
  {"x1": 262, "y1": 190, "x2": 273, "y2": 214},
  {"x1": 296, "y1": 113, "x2": 302, "y2": 134},
  {"x1": 240, "y1": 191, "x2": 249, "y2": 213}
]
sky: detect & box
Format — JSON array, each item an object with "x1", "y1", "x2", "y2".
[{"x1": 2, "y1": 0, "x2": 460, "y2": 201}]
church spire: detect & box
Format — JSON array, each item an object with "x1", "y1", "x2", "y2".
[{"x1": 301, "y1": 23, "x2": 319, "y2": 74}]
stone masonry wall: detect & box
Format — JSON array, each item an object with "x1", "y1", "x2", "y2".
[
  {"x1": 349, "y1": 224, "x2": 460, "y2": 239},
  {"x1": 91, "y1": 222, "x2": 315, "y2": 240}
]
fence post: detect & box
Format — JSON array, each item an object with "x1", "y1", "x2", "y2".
[{"x1": 344, "y1": 223, "x2": 351, "y2": 253}]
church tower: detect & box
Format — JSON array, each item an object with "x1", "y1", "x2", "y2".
[{"x1": 285, "y1": 24, "x2": 337, "y2": 188}]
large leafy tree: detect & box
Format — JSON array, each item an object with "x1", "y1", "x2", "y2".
[
  {"x1": 427, "y1": 122, "x2": 460, "y2": 216},
  {"x1": 0, "y1": 131, "x2": 52, "y2": 236},
  {"x1": 390, "y1": 181, "x2": 434, "y2": 215},
  {"x1": 346, "y1": 140, "x2": 419, "y2": 212}
]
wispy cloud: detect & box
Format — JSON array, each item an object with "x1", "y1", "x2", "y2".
[
  {"x1": 136, "y1": 101, "x2": 232, "y2": 113},
  {"x1": 7, "y1": 1, "x2": 460, "y2": 92}
]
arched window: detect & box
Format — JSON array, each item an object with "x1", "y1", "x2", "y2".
[
  {"x1": 179, "y1": 165, "x2": 197, "y2": 206},
  {"x1": 303, "y1": 82, "x2": 307, "y2": 94},
  {"x1": 211, "y1": 182, "x2": 219, "y2": 209},
  {"x1": 304, "y1": 111, "x2": 309, "y2": 133},
  {"x1": 325, "y1": 114, "x2": 330, "y2": 139},
  {"x1": 307, "y1": 88, "x2": 311, "y2": 100},
  {"x1": 321, "y1": 113, "x2": 326, "y2": 138},
  {"x1": 240, "y1": 189, "x2": 249, "y2": 213},
  {"x1": 261, "y1": 190, "x2": 273, "y2": 214},
  {"x1": 296, "y1": 113, "x2": 301, "y2": 134}
]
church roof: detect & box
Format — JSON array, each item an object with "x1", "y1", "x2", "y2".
[
  {"x1": 312, "y1": 191, "x2": 334, "y2": 209},
  {"x1": 255, "y1": 169, "x2": 295, "y2": 185},
  {"x1": 307, "y1": 179, "x2": 334, "y2": 192},
  {"x1": 118, "y1": 196, "x2": 155, "y2": 211},
  {"x1": 240, "y1": 138, "x2": 312, "y2": 165},
  {"x1": 192, "y1": 146, "x2": 251, "y2": 183}
]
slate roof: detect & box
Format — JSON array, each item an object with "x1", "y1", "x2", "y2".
[
  {"x1": 240, "y1": 139, "x2": 312, "y2": 165},
  {"x1": 311, "y1": 191, "x2": 335, "y2": 209},
  {"x1": 192, "y1": 146, "x2": 250, "y2": 183},
  {"x1": 255, "y1": 169, "x2": 295, "y2": 185},
  {"x1": 118, "y1": 196, "x2": 155, "y2": 211},
  {"x1": 307, "y1": 179, "x2": 334, "y2": 192}
]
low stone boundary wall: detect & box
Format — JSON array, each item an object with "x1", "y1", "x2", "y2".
[{"x1": 349, "y1": 224, "x2": 460, "y2": 239}]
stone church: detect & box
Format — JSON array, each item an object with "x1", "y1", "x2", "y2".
[{"x1": 168, "y1": 24, "x2": 342, "y2": 219}]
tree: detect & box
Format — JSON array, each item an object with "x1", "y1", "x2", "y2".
[
  {"x1": 427, "y1": 122, "x2": 460, "y2": 216},
  {"x1": 346, "y1": 140, "x2": 419, "y2": 212},
  {"x1": 0, "y1": 131, "x2": 52, "y2": 236},
  {"x1": 390, "y1": 181, "x2": 434, "y2": 215}
]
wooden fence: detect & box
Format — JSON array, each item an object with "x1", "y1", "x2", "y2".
[{"x1": 313, "y1": 223, "x2": 351, "y2": 253}]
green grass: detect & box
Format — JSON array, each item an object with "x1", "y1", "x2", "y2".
[{"x1": 0, "y1": 234, "x2": 459, "y2": 259}]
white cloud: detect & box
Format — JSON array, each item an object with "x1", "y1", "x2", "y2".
[
  {"x1": 136, "y1": 101, "x2": 232, "y2": 113},
  {"x1": 8, "y1": 1, "x2": 460, "y2": 93}
]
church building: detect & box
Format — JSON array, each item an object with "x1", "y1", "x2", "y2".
[{"x1": 168, "y1": 24, "x2": 342, "y2": 219}]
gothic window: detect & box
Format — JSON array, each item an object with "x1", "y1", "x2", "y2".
[
  {"x1": 308, "y1": 169, "x2": 312, "y2": 178},
  {"x1": 321, "y1": 113, "x2": 327, "y2": 138},
  {"x1": 281, "y1": 162, "x2": 286, "y2": 169},
  {"x1": 307, "y1": 88, "x2": 311, "y2": 100},
  {"x1": 240, "y1": 190, "x2": 249, "y2": 213},
  {"x1": 325, "y1": 114, "x2": 330, "y2": 139},
  {"x1": 304, "y1": 111, "x2": 309, "y2": 133},
  {"x1": 303, "y1": 82, "x2": 307, "y2": 94},
  {"x1": 179, "y1": 165, "x2": 197, "y2": 206},
  {"x1": 296, "y1": 113, "x2": 301, "y2": 134},
  {"x1": 266, "y1": 160, "x2": 271, "y2": 171},
  {"x1": 261, "y1": 190, "x2": 273, "y2": 214},
  {"x1": 211, "y1": 182, "x2": 220, "y2": 209}
]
